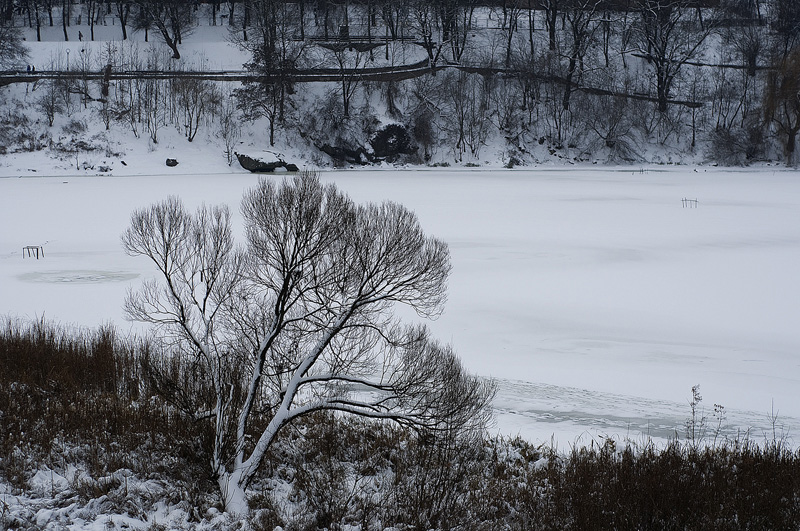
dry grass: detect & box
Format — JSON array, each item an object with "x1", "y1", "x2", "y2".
[{"x1": 2, "y1": 317, "x2": 799, "y2": 530}]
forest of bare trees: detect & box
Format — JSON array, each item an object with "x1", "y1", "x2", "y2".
[{"x1": 2, "y1": 0, "x2": 800, "y2": 165}]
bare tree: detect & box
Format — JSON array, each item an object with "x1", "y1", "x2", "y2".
[
  {"x1": 236, "y1": 78, "x2": 285, "y2": 146},
  {"x1": 488, "y1": 74, "x2": 524, "y2": 137},
  {"x1": 561, "y1": 0, "x2": 601, "y2": 111},
  {"x1": 765, "y1": 47, "x2": 800, "y2": 165},
  {"x1": 542, "y1": 0, "x2": 559, "y2": 52},
  {"x1": 635, "y1": 0, "x2": 714, "y2": 113},
  {"x1": 84, "y1": 0, "x2": 100, "y2": 41},
  {"x1": 116, "y1": 0, "x2": 132, "y2": 40},
  {"x1": 133, "y1": 0, "x2": 194, "y2": 59},
  {"x1": 174, "y1": 78, "x2": 221, "y2": 142},
  {"x1": 122, "y1": 173, "x2": 494, "y2": 517},
  {"x1": 497, "y1": 0, "x2": 523, "y2": 68},
  {"x1": 25, "y1": 0, "x2": 44, "y2": 42},
  {"x1": 236, "y1": 0, "x2": 304, "y2": 145},
  {"x1": 36, "y1": 80, "x2": 64, "y2": 126},
  {"x1": 437, "y1": 0, "x2": 475, "y2": 63},
  {"x1": 0, "y1": 21, "x2": 28, "y2": 67},
  {"x1": 378, "y1": 0, "x2": 409, "y2": 41},
  {"x1": 770, "y1": 0, "x2": 800, "y2": 60},
  {"x1": 323, "y1": 44, "x2": 371, "y2": 118},
  {"x1": 217, "y1": 93, "x2": 242, "y2": 165},
  {"x1": 409, "y1": 0, "x2": 444, "y2": 71},
  {"x1": 443, "y1": 70, "x2": 491, "y2": 161}
]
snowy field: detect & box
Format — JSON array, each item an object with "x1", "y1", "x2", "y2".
[{"x1": 2, "y1": 166, "x2": 799, "y2": 448}]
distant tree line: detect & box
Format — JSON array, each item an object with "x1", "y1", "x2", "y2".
[{"x1": 3, "y1": 0, "x2": 800, "y2": 164}]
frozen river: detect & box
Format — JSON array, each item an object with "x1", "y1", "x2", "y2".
[{"x1": 2, "y1": 167, "x2": 799, "y2": 447}]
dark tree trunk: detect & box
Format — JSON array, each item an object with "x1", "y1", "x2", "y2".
[
  {"x1": 563, "y1": 57, "x2": 577, "y2": 110},
  {"x1": 299, "y1": 0, "x2": 305, "y2": 39},
  {"x1": 62, "y1": 0, "x2": 68, "y2": 40},
  {"x1": 546, "y1": 2, "x2": 557, "y2": 51},
  {"x1": 118, "y1": 2, "x2": 130, "y2": 39}
]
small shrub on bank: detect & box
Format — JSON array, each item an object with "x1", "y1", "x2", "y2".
[{"x1": 0, "y1": 318, "x2": 212, "y2": 503}]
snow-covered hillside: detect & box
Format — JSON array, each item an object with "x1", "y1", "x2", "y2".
[{"x1": 2, "y1": 1, "x2": 795, "y2": 170}]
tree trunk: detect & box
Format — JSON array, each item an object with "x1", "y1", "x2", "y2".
[
  {"x1": 747, "y1": 53, "x2": 757, "y2": 77},
  {"x1": 787, "y1": 128, "x2": 798, "y2": 166},
  {"x1": 602, "y1": 11, "x2": 610, "y2": 67},
  {"x1": 299, "y1": 0, "x2": 305, "y2": 40},
  {"x1": 167, "y1": 39, "x2": 180, "y2": 59},
  {"x1": 324, "y1": 3, "x2": 329, "y2": 40},
  {"x1": 217, "y1": 471, "x2": 249, "y2": 518},
  {"x1": 62, "y1": 0, "x2": 68, "y2": 40},
  {"x1": 546, "y1": 2, "x2": 557, "y2": 51},
  {"x1": 527, "y1": 0, "x2": 534, "y2": 62},
  {"x1": 118, "y1": 3, "x2": 129, "y2": 40},
  {"x1": 504, "y1": 9, "x2": 515, "y2": 68},
  {"x1": 562, "y1": 62, "x2": 576, "y2": 110},
  {"x1": 243, "y1": 0, "x2": 249, "y2": 41},
  {"x1": 656, "y1": 66, "x2": 670, "y2": 113},
  {"x1": 342, "y1": 81, "x2": 350, "y2": 118},
  {"x1": 269, "y1": 117, "x2": 275, "y2": 146}
]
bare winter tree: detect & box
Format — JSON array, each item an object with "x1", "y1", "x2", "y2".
[
  {"x1": 409, "y1": 0, "x2": 445, "y2": 71},
  {"x1": 236, "y1": 0, "x2": 305, "y2": 145},
  {"x1": 0, "y1": 21, "x2": 28, "y2": 67},
  {"x1": 443, "y1": 70, "x2": 491, "y2": 161},
  {"x1": 770, "y1": 0, "x2": 800, "y2": 61},
  {"x1": 83, "y1": 0, "x2": 100, "y2": 41},
  {"x1": 437, "y1": 0, "x2": 475, "y2": 63},
  {"x1": 20, "y1": 0, "x2": 43, "y2": 42},
  {"x1": 378, "y1": 0, "x2": 409, "y2": 42},
  {"x1": 635, "y1": 0, "x2": 714, "y2": 113},
  {"x1": 765, "y1": 47, "x2": 800, "y2": 165},
  {"x1": 561, "y1": 0, "x2": 601, "y2": 111},
  {"x1": 116, "y1": 0, "x2": 133, "y2": 40},
  {"x1": 542, "y1": 0, "x2": 559, "y2": 52},
  {"x1": 324, "y1": 43, "x2": 371, "y2": 118},
  {"x1": 496, "y1": 0, "x2": 523, "y2": 68},
  {"x1": 173, "y1": 78, "x2": 221, "y2": 142},
  {"x1": 36, "y1": 80, "x2": 64, "y2": 126},
  {"x1": 217, "y1": 92, "x2": 242, "y2": 165},
  {"x1": 121, "y1": 172, "x2": 494, "y2": 517},
  {"x1": 133, "y1": 0, "x2": 194, "y2": 59}
]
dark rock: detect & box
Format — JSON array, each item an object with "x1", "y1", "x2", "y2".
[
  {"x1": 317, "y1": 144, "x2": 373, "y2": 165},
  {"x1": 235, "y1": 152, "x2": 299, "y2": 173},
  {"x1": 370, "y1": 124, "x2": 416, "y2": 162},
  {"x1": 120, "y1": 160, "x2": 127, "y2": 166},
  {"x1": 166, "y1": 158, "x2": 179, "y2": 167}
]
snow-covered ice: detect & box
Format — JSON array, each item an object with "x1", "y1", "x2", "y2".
[{"x1": 2, "y1": 166, "x2": 799, "y2": 447}]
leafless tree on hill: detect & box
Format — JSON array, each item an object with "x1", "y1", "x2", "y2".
[
  {"x1": 635, "y1": 0, "x2": 716, "y2": 113},
  {"x1": 133, "y1": 0, "x2": 194, "y2": 59},
  {"x1": 121, "y1": 172, "x2": 495, "y2": 517},
  {"x1": 0, "y1": 20, "x2": 28, "y2": 66}
]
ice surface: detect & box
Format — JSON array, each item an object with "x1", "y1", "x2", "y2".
[{"x1": 1, "y1": 167, "x2": 799, "y2": 447}]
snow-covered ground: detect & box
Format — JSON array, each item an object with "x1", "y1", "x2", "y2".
[{"x1": 2, "y1": 166, "x2": 799, "y2": 448}]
